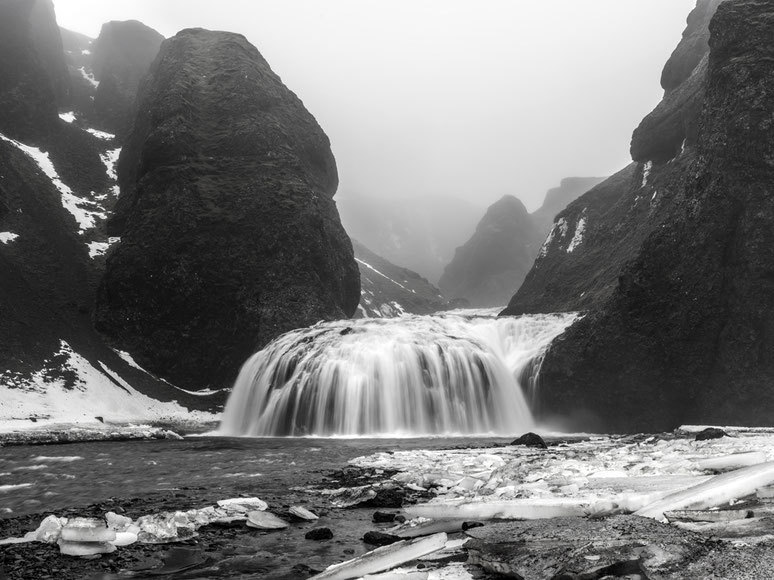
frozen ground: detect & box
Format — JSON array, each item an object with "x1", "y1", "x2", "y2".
[{"x1": 352, "y1": 427, "x2": 774, "y2": 521}]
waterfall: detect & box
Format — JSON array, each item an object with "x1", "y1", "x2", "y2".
[{"x1": 218, "y1": 310, "x2": 578, "y2": 437}]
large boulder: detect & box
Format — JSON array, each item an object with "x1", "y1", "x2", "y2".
[
  {"x1": 531, "y1": 0, "x2": 774, "y2": 432},
  {"x1": 96, "y1": 28, "x2": 360, "y2": 390},
  {"x1": 440, "y1": 195, "x2": 542, "y2": 308}
]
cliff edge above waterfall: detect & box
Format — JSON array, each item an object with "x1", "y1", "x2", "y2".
[{"x1": 95, "y1": 28, "x2": 360, "y2": 391}]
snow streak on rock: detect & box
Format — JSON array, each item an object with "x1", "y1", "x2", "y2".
[
  {"x1": 0, "y1": 133, "x2": 106, "y2": 233},
  {"x1": 218, "y1": 310, "x2": 578, "y2": 437},
  {"x1": 566, "y1": 212, "x2": 587, "y2": 253}
]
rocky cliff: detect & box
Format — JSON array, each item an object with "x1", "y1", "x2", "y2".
[
  {"x1": 0, "y1": 1, "x2": 206, "y2": 425},
  {"x1": 531, "y1": 177, "x2": 606, "y2": 236},
  {"x1": 91, "y1": 20, "x2": 164, "y2": 135},
  {"x1": 515, "y1": 0, "x2": 774, "y2": 433},
  {"x1": 353, "y1": 239, "x2": 450, "y2": 318},
  {"x1": 439, "y1": 195, "x2": 543, "y2": 307},
  {"x1": 96, "y1": 28, "x2": 360, "y2": 391}
]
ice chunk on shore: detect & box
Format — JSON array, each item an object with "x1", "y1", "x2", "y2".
[
  {"x1": 405, "y1": 498, "x2": 589, "y2": 521},
  {"x1": 290, "y1": 505, "x2": 319, "y2": 520},
  {"x1": 310, "y1": 532, "x2": 447, "y2": 580},
  {"x1": 58, "y1": 539, "x2": 116, "y2": 556},
  {"x1": 217, "y1": 497, "x2": 268, "y2": 513},
  {"x1": 246, "y1": 510, "x2": 288, "y2": 530},
  {"x1": 60, "y1": 517, "x2": 116, "y2": 542},
  {"x1": 636, "y1": 461, "x2": 774, "y2": 520},
  {"x1": 696, "y1": 452, "x2": 767, "y2": 472}
]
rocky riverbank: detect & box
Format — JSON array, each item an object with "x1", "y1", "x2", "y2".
[{"x1": 3, "y1": 428, "x2": 774, "y2": 578}]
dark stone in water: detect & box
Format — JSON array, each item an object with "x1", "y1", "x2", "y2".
[
  {"x1": 364, "y1": 486, "x2": 405, "y2": 508},
  {"x1": 462, "y1": 521, "x2": 485, "y2": 531},
  {"x1": 363, "y1": 531, "x2": 401, "y2": 546},
  {"x1": 373, "y1": 511, "x2": 397, "y2": 523},
  {"x1": 304, "y1": 527, "x2": 333, "y2": 541},
  {"x1": 695, "y1": 427, "x2": 727, "y2": 441},
  {"x1": 510, "y1": 432, "x2": 547, "y2": 449}
]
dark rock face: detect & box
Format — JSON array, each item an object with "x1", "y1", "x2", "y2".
[
  {"x1": 92, "y1": 20, "x2": 164, "y2": 135},
  {"x1": 338, "y1": 194, "x2": 480, "y2": 284},
  {"x1": 0, "y1": 0, "x2": 67, "y2": 141},
  {"x1": 439, "y1": 195, "x2": 542, "y2": 308},
  {"x1": 631, "y1": 0, "x2": 728, "y2": 164},
  {"x1": 96, "y1": 28, "x2": 360, "y2": 390},
  {"x1": 353, "y1": 239, "x2": 449, "y2": 318},
  {"x1": 661, "y1": 0, "x2": 726, "y2": 92},
  {"x1": 531, "y1": 0, "x2": 774, "y2": 433},
  {"x1": 531, "y1": 177, "x2": 606, "y2": 236}
]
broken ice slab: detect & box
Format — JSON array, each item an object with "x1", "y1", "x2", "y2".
[
  {"x1": 322, "y1": 485, "x2": 378, "y2": 508},
  {"x1": 695, "y1": 452, "x2": 767, "y2": 472},
  {"x1": 405, "y1": 498, "x2": 589, "y2": 521},
  {"x1": 289, "y1": 505, "x2": 319, "y2": 520},
  {"x1": 136, "y1": 512, "x2": 196, "y2": 543},
  {"x1": 58, "y1": 539, "x2": 117, "y2": 556},
  {"x1": 60, "y1": 517, "x2": 116, "y2": 542},
  {"x1": 246, "y1": 510, "x2": 289, "y2": 530},
  {"x1": 216, "y1": 497, "x2": 268, "y2": 513},
  {"x1": 29, "y1": 514, "x2": 67, "y2": 543},
  {"x1": 671, "y1": 516, "x2": 774, "y2": 537},
  {"x1": 113, "y1": 530, "x2": 139, "y2": 546},
  {"x1": 665, "y1": 509, "x2": 753, "y2": 523},
  {"x1": 105, "y1": 511, "x2": 133, "y2": 531},
  {"x1": 759, "y1": 486, "x2": 774, "y2": 500},
  {"x1": 309, "y1": 532, "x2": 447, "y2": 580},
  {"x1": 362, "y1": 571, "x2": 429, "y2": 579},
  {"x1": 635, "y1": 460, "x2": 774, "y2": 521},
  {"x1": 389, "y1": 518, "x2": 467, "y2": 538}
]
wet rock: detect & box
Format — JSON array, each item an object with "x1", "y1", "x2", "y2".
[
  {"x1": 465, "y1": 515, "x2": 710, "y2": 579},
  {"x1": 695, "y1": 427, "x2": 727, "y2": 441},
  {"x1": 510, "y1": 432, "x2": 547, "y2": 449},
  {"x1": 461, "y1": 521, "x2": 484, "y2": 531},
  {"x1": 373, "y1": 511, "x2": 397, "y2": 523},
  {"x1": 305, "y1": 527, "x2": 333, "y2": 541},
  {"x1": 363, "y1": 531, "x2": 402, "y2": 546},
  {"x1": 365, "y1": 486, "x2": 406, "y2": 509}
]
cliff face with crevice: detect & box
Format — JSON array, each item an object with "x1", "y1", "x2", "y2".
[
  {"x1": 514, "y1": 0, "x2": 774, "y2": 433},
  {"x1": 96, "y1": 28, "x2": 360, "y2": 390}
]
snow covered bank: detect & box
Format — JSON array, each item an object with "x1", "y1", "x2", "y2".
[{"x1": 0, "y1": 340, "x2": 218, "y2": 435}]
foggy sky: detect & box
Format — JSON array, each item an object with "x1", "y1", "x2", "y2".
[{"x1": 54, "y1": 0, "x2": 695, "y2": 211}]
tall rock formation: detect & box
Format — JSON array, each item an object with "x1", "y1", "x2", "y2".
[
  {"x1": 0, "y1": 0, "x2": 68, "y2": 142},
  {"x1": 96, "y1": 28, "x2": 360, "y2": 390},
  {"x1": 91, "y1": 20, "x2": 164, "y2": 135},
  {"x1": 440, "y1": 195, "x2": 542, "y2": 307},
  {"x1": 508, "y1": 0, "x2": 774, "y2": 433}
]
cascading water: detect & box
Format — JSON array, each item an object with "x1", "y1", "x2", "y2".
[{"x1": 218, "y1": 309, "x2": 578, "y2": 437}]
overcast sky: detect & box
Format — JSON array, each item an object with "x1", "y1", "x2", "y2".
[{"x1": 54, "y1": 0, "x2": 695, "y2": 211}]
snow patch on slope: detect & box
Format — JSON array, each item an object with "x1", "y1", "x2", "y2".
[
  {"x1": 0, "y1": 133, "x2": 105, "y2": 233},
  {"x1": 78, "y1": 66, "x2": 99, "y2": 88},
  {"x1": 58, "y1": 112, "x2": 76, "y2": 123},
  {"x1": 0, "y1": 341, "x2": 216, "y2": 431},
  {"x1": 0, "y1": 232, "x2": 19, "y2": 244}
]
